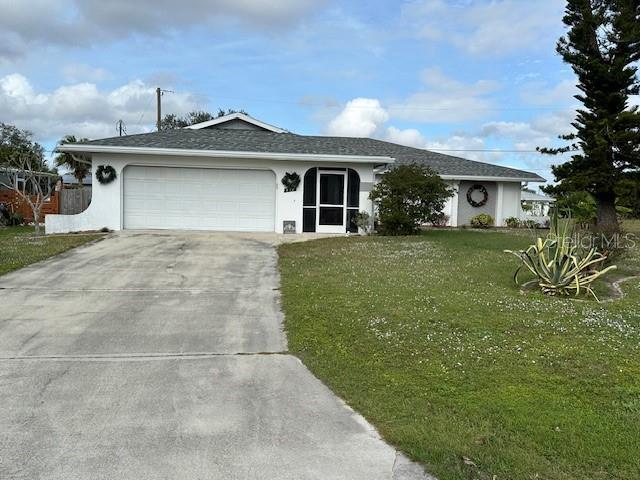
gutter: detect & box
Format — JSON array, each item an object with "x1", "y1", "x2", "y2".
[
  {"x1": 372, "y1": 166, "x2": 544, "y2": 183},
  {"x1": 439, "y1": 174, "x2": 546, "y2": 183},
  {"x1": 57, "y1": 144, "x2": 395, "y2": 165}
]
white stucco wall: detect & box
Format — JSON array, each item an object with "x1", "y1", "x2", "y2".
[
  {"x1": 499, "y1": 181, "x2": 522, "y2": 226},
  {"x1": 450, "y1": 180, "x2": 522, "y2": 227},
  {"x1": 442, "y1": 181, "x2": 459, "y2": 226},
  {"x1": 45, "y1": 153, "x2": 376, "y2": 234}
]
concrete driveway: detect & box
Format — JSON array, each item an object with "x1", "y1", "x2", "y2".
[{"x1": 0, "y1": 232, "x2": 429, "y2": 479}]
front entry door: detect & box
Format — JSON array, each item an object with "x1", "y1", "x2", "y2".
[{"x1": 317, "y1": 171, "x2": 346, "y2": 233}]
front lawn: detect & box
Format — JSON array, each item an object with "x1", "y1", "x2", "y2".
[
  {"x1": 278, "y1": 228, "x2": 640, "y2": 480},
  {"x1": 0, "y1": 226, "x2": 102, "y2": 276}
]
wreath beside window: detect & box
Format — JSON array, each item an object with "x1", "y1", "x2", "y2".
[
  {"x1": 281, "y1": 172, "x2": 300, "y2": 192},
  {"x1": 466, "y1": 184, "x2": 489, "y2": 208}
]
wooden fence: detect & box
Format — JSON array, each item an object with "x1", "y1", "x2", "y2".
[
  {"x1": 0, "y1": 189, "x2": 60, "y2": 222},
  {"x1": 60, "y1": 187, "x2": 92, "y2": 215}
]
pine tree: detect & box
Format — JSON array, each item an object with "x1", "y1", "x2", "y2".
[{"x1": 540, "y1": 0, "x2": 640, "y2": 229}]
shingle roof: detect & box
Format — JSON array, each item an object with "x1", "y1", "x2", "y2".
[{"x1": 77, "y1": 129, "x2": 545, "y2": 181}]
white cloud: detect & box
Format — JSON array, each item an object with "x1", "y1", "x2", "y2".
[
  {"x1": 520, "y1": 79, "x2": 579, "y2": 106},
  {"x1": 326, "y1": 98, "x2": 389, "y2": 137},
  {"x1": 386, "y1": 125, "x2": 496, "y2": 163},
  {"x1": 0, "y1": 73, "x2": 201, "y2": 142},
  {"x1": 324, "y1": 94, "x2": 571, "y2": 181},
  {"x1": 388, "y1": 67, "x2": 498, "y2": 123},
  {"x1": 402, "y1": 0, "x2": 564, "y2": 56},
  {"x1": 0, "y1": 0, "x2": 324, "y2": 60},
  {"x1": 62, "y1": 64, "x2": 110, "y2": 83},
  {"x1": 385, "y1": 126, "x2": 428, "y2": 149}
]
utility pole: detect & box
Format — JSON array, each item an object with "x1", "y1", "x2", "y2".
[
  {"x1": 116, "y1": 120, "x2": 126, "y2": 136},
  {"x1": 156, "y1": 87, "x2": 162, "y2": 132}
]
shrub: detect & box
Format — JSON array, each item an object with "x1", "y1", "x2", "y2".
[
  {"x1": 504, "y1": 212, "x2": 617, "y2": 301},
  {"x1": 353, "y1": 211, "x2": 372, "y2": 234},
  {"x1": 369, "y1": 163, "x2": 453, "y2": 235},
  {"x1": 470, "y1": 213, "x2": 494, "y2": 228},
  {"x1": 522, "y1": 219, "x2": 541, "y2": 229},
  {"x1": 505, "y1": 216, "x2": 521, "y2": 228},
  {"x1": 431, "y1": 213, "x2": 450, "y2": 227},
  {"x1": 7, "y1": 212, "x2": 24, "y2": 226}
]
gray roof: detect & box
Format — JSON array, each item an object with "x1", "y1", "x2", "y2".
[
  {"x1": 62, "y1": 173, "x2": 92, "y2": 185},
  {"x1": 77, "y1": 129, "x2": 545, "y2": 181},
  {"x1": 522, "y1": 190, "x2": 554, "y2": 202}
]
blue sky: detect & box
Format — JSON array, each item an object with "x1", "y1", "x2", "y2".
[{"x1": 0, "y1": 0, "x2": 595, "y2": 184}]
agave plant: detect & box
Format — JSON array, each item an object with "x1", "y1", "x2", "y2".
[{"x1": 505, "y1": 212, "x2": 616, "y2": 301}]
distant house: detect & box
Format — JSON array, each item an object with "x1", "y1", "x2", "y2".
[
  {"x1": 0, "y1": 168, "x2": 60, "y2": 222},
  {"x1": 61, "y1": 173, "x2": 92, "y2": 187},
  {"x1": 46, "y1": 112, "x2": 545, "y2": 234},
  {"x1": 521, "y1": 190, "x2": 555, "y2": 224}
]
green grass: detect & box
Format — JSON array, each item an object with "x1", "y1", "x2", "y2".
[
  {"x1": 0, "y1": 226, "x2": 102, "y2": 276},
  {"x1": 278, "y1": 228, "x2": 640, "y2": 480}
]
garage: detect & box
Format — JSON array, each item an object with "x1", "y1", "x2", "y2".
[{"x1": 123, "y1": 166, "x2": 276, "y2": 231}]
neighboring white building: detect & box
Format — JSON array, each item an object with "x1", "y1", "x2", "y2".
[
  {"x1": 46, "y1": 113, "x2": 545, "y2": 234},
  {"x1": 521, "y1": 190, "x2": 555, "y2": 225}
]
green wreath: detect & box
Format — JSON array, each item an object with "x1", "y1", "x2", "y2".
[
  {"x1": 96, "y1": 165, "x2": 117, "y2": 185},
  {"x1": 466, "y1": 184, "x2": 489, "y2": 208},
  {"x1": 281, "y1": 172, "x2": 301, "y2": 192}
]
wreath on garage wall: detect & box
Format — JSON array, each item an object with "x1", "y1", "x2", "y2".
[
  {"x1": 96, "y1": 165, "x2": 117, "y2": 185},
  {"x1": 281, "y1": 172, "x2": 301, "y2": 192},
  {"x1": 466, "y1": 184, "x2": 489, "y2": 208}
]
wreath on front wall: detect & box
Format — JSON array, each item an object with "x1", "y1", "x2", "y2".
[
  {"x1": 281, "y1": 172, "x2": 301, "y2": 192},
  {"x1": 96, "y1": 165, "x2": 117, "y2": 185},
  {"x1": 466, "y1": 184, "x2": 489, "y2": 208}
]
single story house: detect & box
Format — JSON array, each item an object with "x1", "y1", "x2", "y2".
[
  {"x1": 46, "y1": 112, "x2": 545, "y2": 234},
  {"x1": 521, "y1": 190, "x2": 555, "y2": 225}
]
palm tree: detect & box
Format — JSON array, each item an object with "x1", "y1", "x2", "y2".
[{"x1": 54, "y1": 135, "x2": 90, "y2": 188}]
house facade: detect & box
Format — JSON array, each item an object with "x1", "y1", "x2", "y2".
[{"x1": 46, "y1": 113, "x2": 544, "y2": 234}]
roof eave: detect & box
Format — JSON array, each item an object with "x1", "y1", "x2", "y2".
[
  {"x1": 439, "y1": 174, "x2": 546, "y2": 183},
  {"x1": 58, "y1": 144, "x2": 395, "y2": 165}
]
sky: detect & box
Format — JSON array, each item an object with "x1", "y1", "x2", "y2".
[{"x1": 0, "y1": 0, "x2": 619, "y2": 186}]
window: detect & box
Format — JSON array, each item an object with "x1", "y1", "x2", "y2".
[
  {"x1": 319, "y1": 207, "x2": 343, "y2": 225},
  {"x1": 319, "y1": 174, "x2": 344, "y2": 205},
  {"x1": 303, "y1": 168, "x2": 317, "y2": 207}
]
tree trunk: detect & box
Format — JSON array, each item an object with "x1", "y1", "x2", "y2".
[
  {"x1": 32, "y1": 205, "x2": 42, "y2": 236},
  {"x1": 595, "y1": 193, "x2": 619, "y2": 231}
]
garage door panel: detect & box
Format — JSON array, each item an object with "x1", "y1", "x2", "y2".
[{"x1": 123, "y1": 166, "x2": 276, "y2": 232}]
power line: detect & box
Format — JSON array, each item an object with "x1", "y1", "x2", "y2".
[{"x1": 188, "y1": 92, "x2": 579, "y2": 112}]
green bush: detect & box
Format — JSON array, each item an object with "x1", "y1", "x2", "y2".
[
  {"x1": 505, "y1": 216, "x2": 521, "y2": 228},
  {"x1": 7, "y1": 212, "x2": 24, "y2": 226},
  {"x1": 470, "y1": 213, "x2": 494, "y2": 228},
  {"x1": 370, "y1": 163, "x2": 453, "y2": 235},
  {"x1": 353, "y1": 211, "x2": 372, "y2": 234},
  {"x1": 522, "y1": 219, "x2": 541, "y2": 229}
]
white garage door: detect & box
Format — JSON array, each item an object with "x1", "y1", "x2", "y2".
[{"x1": 123, "y1": 166, "x2": 276, "y2": 231}]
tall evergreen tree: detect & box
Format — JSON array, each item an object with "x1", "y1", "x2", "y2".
[{"x1": 540, "y1": 0, "x2": 640, "y2": 229}]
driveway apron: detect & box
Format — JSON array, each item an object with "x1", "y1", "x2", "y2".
[{"x1": 0, "y1": 232, "x2": 430, "y2": 479}]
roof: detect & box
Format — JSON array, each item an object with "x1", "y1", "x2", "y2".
[
  {"x1": 185, "y1": 112, "x2": 287, "y2": 133},
  {"x1": 62, "y1": 173, "x2": 92, "y2": 185},
  {"x1": 60, "y1": 129, "x2": 545, "y2": 182},
  {"x1": 522, "y1": 190, "x2": 554, "y2": 202}
]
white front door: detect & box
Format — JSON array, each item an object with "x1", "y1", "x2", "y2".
[
  {"x1": 316, "y1": 170, "x2": 346, "y2": 234},
  {"x1": 123, "y1": 166, "x2": 276, "y2": 232}
]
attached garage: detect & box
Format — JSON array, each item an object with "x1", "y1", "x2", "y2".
[{"x1": 123, "y1": 166, "x2": 276, "y2": 231}]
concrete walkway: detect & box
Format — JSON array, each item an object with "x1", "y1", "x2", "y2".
[{"x1": 0, "y1": 232, "x2": 431, "y2": 479}]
